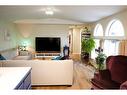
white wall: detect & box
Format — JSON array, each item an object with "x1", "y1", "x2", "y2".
[
  {"x1": 0, "y1": 21, "x2": 17, "y2": 59},
  {"x1": 15, "y1": 24, "x2": 69, "y2": 53}
]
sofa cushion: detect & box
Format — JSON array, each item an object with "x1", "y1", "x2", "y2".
[
  {"x1": 13, "y1": 56, "x2": 31, "y2": 60},
  {"x1": 107, "y1": 56, "x2": 127, "y2": 83},
  {"x1": 98, "y1": 70, "x2": 111, "y2": 80},
  {"x1": 0, "y1": 54, "x2": 6, "y2": 60},
  {"x1": 91, "y1": 78, "x2": 120, "y2": 89}
]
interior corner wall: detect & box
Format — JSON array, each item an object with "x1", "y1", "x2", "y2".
[
  {"x1": 0, "y1": 20, "x2": 18, "y2": 59},
  {"x1": 15, "y1": 24, "x2": 69, "y2": 53},
  {"x1": 90, "y1": 10, "x2": 127, "y2": 37}
]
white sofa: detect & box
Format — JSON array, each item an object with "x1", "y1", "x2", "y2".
[
  {"x1": 13, "y1": 56, "x2": 32, "y2": 60},
  {"x1": 0, "y1": 60, "x2": 73, "y2": 85}
]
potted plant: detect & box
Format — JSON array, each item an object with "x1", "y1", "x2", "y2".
[
  {"x1": 82, "y1": 38, "x2": 95, "y2": 60},
  {"x1": 95, "y1": 48, "x2": 107, "y2": 70}
]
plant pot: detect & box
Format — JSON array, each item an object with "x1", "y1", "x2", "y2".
[
  {"x1": 84, "y1": 52, "x2": 89, "y2": 58},
  {"x1": 83, "y1": 52, "x2": 90, "y2": 62}
]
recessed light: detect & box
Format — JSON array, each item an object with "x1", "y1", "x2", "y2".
[
  {"x1": 45, "y1": 10, "x2": 54, "y2": 15},
  {"x1": 41, "y1": 7, "x2": 59, "y2": 16},
  {"x1": 44, "y1": 7, "x2": 54, "y2": 15}
]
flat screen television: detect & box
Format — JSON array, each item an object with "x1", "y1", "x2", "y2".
[{"x1": 35, "y1": 37, "x2": 61, "y2": 53}]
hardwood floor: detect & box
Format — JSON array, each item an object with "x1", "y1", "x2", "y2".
[{"x1": 32, "y1": 61, "x2": 95, "y2": 90}]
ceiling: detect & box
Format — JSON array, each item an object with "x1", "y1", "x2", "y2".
[{"x1": 0, "y1": 6, "x2": 127, "y2": 24}]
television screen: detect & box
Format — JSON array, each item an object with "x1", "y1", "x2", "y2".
[{"x1": 35, "y1": 37, "x2": 61, "y2": 53}]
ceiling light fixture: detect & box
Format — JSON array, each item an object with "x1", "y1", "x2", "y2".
[{"x1": 45, "y1": 8, "x2": 54, "y2": 15}]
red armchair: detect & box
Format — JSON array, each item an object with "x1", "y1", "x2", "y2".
[{"x1": 91, "y1": 55, "x2": 127, "y2": 89}]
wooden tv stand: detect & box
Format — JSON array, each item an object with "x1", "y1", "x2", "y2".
[{"x1": 33, "y1": 52, "x2": 61, "y2": 60}]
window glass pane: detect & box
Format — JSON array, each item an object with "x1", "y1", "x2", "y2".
[
  {"x1": 104, "y1": 20, "x2": 124, "y2": 56},
  {"x1": 106, "y1": 20, "x2": 124, "y2": 36},
  {"x1": 92, "y1": 24, "x2": 103, "y2": 59},
  {"x1": 91, "y1": 39, "x2": 100, "y2": 59},
  {"x1": 103, "y1": 40, "x2": 119, "y2": 56},
  {"x1": 94, "y1": 24, "x2": 103, "y2": 36}
]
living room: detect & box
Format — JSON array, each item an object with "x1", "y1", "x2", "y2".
[{"x1": 1, "y1": 3, "x2": 127, "y2": 93}]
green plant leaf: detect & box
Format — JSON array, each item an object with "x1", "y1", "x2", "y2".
[{"x1": 82, "y1": 38, "x2": 95, "y2": 53}]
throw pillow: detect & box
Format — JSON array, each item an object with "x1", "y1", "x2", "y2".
[
  {"x1": 52, "y1": 56, "x2": 62, "y2": 60},
  {"x1": 0, "y1": 54, "x2": 6, "y2": 60}
]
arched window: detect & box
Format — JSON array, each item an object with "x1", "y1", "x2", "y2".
[
  {"x1": 104, "y1": 19, "x2": 124, "y2": 56},
  {"x1": 94, "y1": 24, "x2": 104, "y2": 36},
  {"x1": 105, "y1": 19, "x2": 124, "y2": 36},
  {"x1": 91, "y1": 24, "x2": 104, "y2": 59}
]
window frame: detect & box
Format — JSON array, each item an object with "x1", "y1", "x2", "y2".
[
  {"x1": 104, "y1": 19, "x2": 125, "y2": 56},
  {"x1": 105, "y1": 19, "x2": 125, "y2": 38},
  {"x1": 92, "y1": 23, "x2": 104, "y2": 59},
  {"x1": 94, "y1": 23, "x2": 104, "y2": 37}
]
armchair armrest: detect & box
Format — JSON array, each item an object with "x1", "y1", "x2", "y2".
[
  {"x1": 120, "y1": 81, "x2": 127, "y2": 89},
  {"x1": 94, "y1": 69, "x2": 111, "y2": 80}
]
